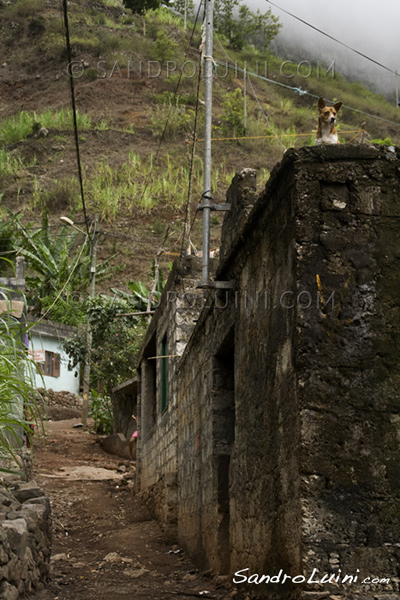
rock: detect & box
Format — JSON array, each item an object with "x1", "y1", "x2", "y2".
[
  {"x1": 0, "y1": 581, "x2": 18, "y2": 600},
  {"x1": 51, "y1": 553, "x2": 68, "y2": 562},
  {"x1": 122, "y1": 567, "x2": 149, "y2": 578},
  {"x1": 36, "y1": 126, "x2": 48, "y2": 137},
  {"x1": 13, "y1": 486, "x2": 42, "y2": 504},
  {"x1": 100, "y1": 433, "x2": 131, "y2": 460},
  {"x1": 3, "y1": 519, "x2": 28, "y2": 558}
]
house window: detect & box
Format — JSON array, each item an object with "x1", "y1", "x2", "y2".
[
  {"x1": 160, "y1": 334, "x2": 168, "y2": 413},
  {"x1": 42, "y1": 351, "x2": 61, "y2": 377}
]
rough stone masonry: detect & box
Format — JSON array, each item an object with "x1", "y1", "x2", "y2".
[
  {"x1": 138, "y1": 144, "x2": 400, "y2": 600},
  {"x1": 0, "y1": 477, "x2": 51, "y2": 600}
]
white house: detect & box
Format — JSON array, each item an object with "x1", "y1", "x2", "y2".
[{"x1": 28, "y1": 319, "x2": 80, "y2": 395}]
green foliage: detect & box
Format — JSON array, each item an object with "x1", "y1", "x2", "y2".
[
  {"x1": 0, "y1": 280, "x2": 41, "y2": 475},
  {"x1": 221, "y1": 89, "x2": 245, "y2": 137},
  {"x1": 0, "y1": 200, "x2": 16, "y2": 262},
  {"x1": 2, "y1": 0, "x2": 44, "y2": 18},
  {"x1": 171, "y1": 0, "x2": 194, "y2": 21},
  {"x1": 89, "y1": 390, "x2": 113, "y2": 435},
  {"x1": 148, "y1": 30, "x2": 179, "y2": 62},
  {"x1": 63, "y1": 294, "x2": 148, "y2": 392},
  {"x1": 214, "y1": 0, "x2": 281, "y2": 51},
  {"x1": 63, "y1": 266, "x2": 167, "y2": 393},
  {"x1": 32, "y1": 177, "x2": 80, "y2": 212},
  {"x1": 150, "y1": 91, "x2": 197, "y2": 105},
  {"x1": 86, "y1": 150, "x2": 234, "y2": 215},
  {"x1": 149, "y1": 103, "x2": 196, "y2": 140},
  {"x1": 9, "y1": 211, "x2": 111, "y2": 322},
  {"x1": 122, "y1": 0, "x2": 162, "y2": 16},
  {"x1": 0, "y1": 109, "x2": 93, "y2": 145},
  {"x1": 12, "y1": 210, "x2": 90, "y2": 316},
  {"x1": 0, "y1": 149, "x2": 23, "y2": 178},
  {"x1": 371, "y1": 137, "x2": 394, "y2": 145}
]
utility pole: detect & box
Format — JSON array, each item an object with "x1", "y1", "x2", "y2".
[
  {"x1": 201, "y1": 0, "x2": 213, "y2": 286},
  {"x1": 184, "y1": 0, "x2": 187, "y2": 30},
  {"x1": 396, "y1": 70, "x2": 399, "y2": 108},
  {"x1": 81, "y1": 214, "x2": 98, "y2": 426},
  {"x1": 243, "y1": 62, "x2": 247, "y2": 134}
]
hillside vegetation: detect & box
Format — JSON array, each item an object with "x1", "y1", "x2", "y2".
[{"x1": 1, "y1": 0, "x2": 400, "y2": 291}]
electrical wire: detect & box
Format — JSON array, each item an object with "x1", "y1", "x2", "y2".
[
  {"x1": 179, "y1": 50, "x2": 203, "y2": 259},
  {"x1": 61, "y1": 0, "x2": 90, "y2": 235},
  {"x1": 265, "y1": 0, "x2": 397, "y2": 76},
  {"x1": 138, "y1": 1, "x2": 204, "y2": 207},
  {"x1": 214, "y1": 59, "x2": 400, "y2": 128}
]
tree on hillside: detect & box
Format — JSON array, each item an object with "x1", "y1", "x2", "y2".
[
  {"x1": 252, "y1": 8, "x2": 282, "y2": 52},
  {"x1": 214, "y1": 0, "x2": 281, "y2": 51},
  {"x1": 214, "y1": 0, "x2": 240, "y2": 48},
  {"x1": 122, "y1": 0, "x2": 169, "y2": 15},
  {"x1": 171, "y1": 0, "x2": 195, "y2": 25}
]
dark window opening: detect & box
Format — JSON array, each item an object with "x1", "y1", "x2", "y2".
[
  {"x1": 142, "y1": 334, "x2": 157, "y2": 438},
  {"x1": 161, "y1": 334, "x2": 168, "y2": 413},
  {"x1": 213, "y1": 328, "x2": 235, "y2": 573}
]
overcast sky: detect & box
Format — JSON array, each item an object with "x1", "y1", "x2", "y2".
[{"x1": 248, "y1": 0, "x2": 400, "y2": 100}]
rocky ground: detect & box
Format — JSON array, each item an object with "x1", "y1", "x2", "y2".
[{"x1": 30, "y1": 417, "x2": 235, "y2": 600}]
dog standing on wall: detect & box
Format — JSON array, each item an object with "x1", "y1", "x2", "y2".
[{"x1": 315, "y1": 96, "x2": 342, "y2": 145}]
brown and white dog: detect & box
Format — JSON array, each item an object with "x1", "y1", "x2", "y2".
[{"x1": 315, "y1": 97, "x2": 342, "y2": 145}]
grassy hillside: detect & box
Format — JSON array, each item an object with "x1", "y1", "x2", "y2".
[{"x1": 1, "y1": 0, "x2": 400, "y2": 290}]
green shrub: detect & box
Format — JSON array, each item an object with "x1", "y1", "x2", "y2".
[
  {"x1": 0, "y1": 280, "x2": 42, "y2": 476},
  {"x1": 0, "y1": 109, "x2": 93, "y2": 145},
  {"x1": 149, "y1": 103, "x2": 195, "y2": 140},
  {"x1": 89, "y1": 390, "x2": 113, "y2": 435},
  {"x1": 3, "y1": 0, "x2": 44, "y2": 18}
]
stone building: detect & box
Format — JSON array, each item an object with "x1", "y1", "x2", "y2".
[{"x1": 136, "y1": 145, "x2": 400, "y2": 599}]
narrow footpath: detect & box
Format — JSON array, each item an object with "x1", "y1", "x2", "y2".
[{"x1": 30, "y1": 418, "x2": 234, "y2": 600}]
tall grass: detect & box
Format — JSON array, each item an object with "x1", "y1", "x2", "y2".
[
  {"x1": 0, "y1": 109, "x2": 93, "y2": 145},
  {"x1": 0, "y1": 149, "x2": 37, "y2": 178},
  {"x1": 0, "y1": 279, "x2": 41, "y2": 476},
  {"x1": 87, "y1": 150, "x2": 235, "y2": 218}
]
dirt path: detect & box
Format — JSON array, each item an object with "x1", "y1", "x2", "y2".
[{"x1": 30, "y1": 418, "x2": 233, "y2": 600}]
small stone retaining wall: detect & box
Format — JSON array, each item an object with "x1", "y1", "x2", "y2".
[
  {"x1": 0, "y1": 478, "x2": 51, "y2": 600},
  {"x1": 36, "y1": 388, "x2": 82, "y2": 409}
]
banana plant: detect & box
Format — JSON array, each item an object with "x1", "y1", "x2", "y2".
[{"x1": 8, "y1": 209, "x2": 112, "y2": 320}]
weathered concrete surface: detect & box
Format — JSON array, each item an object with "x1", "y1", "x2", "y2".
[{"x1": 138, "y1": 145, "x2": 400, "y2": 599}]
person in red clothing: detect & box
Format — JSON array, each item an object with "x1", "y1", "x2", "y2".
[{"x1": 129, "y1": 415, "x2": 138, "y2": 459}]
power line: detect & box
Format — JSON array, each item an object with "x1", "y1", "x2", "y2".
[
  {"x1": 61, "y1": 0, "x2": 90, "y2": 235},
  {"x1": 214, "y1": 59, "x2": 400, "y2": 129},
  {"x1": 138, "y1": 1, "x2": 204, "y2": 207},
  {"x1": 265, "y1": 0, "x2": 397, "y2": 76},
  {"x1": 179, "y1": 50, "x2": 203, "y2": 259}
]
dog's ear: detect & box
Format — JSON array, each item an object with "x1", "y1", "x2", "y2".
[
  {"x1": 333, "y1": 101, "x2": 342, "y2": 113},
  {"x1": 318, "y1": 97, "x2": 326, "y2": 110}
]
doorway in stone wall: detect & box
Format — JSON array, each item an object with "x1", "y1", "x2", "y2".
[{"x1": 212, "y1": 328, "x2": 235, "y2": 574}]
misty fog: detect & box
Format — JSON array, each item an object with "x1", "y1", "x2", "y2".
[{"x1": 246, "y1": 0, "x2": 400, "y2": 101}]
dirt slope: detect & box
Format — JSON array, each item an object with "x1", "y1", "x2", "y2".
[{"x1": 31, "y1": 419, "x2": 233, "y2": 600}]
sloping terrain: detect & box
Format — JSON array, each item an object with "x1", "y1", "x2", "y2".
[
  {"x1": 1, "y1": 0, "x2": 400, "y2": 288},
  {"x1": 31, "y1": 418, "x2": 232, "y2": 600}
]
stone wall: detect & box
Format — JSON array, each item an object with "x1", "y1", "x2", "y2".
[
  {"x1": 137, "y1": 257, "x2": 206, "y2": 537},
  {"x1": 176, "y1": 167, "x2": 301, "y2": 581},
  {"x1": 0, "y1": 478, "x2": 51, "y2": 600},
  {"x1": 36, "y1": 388, "x2": 82, "y2": 410},
  {"x1": 138, "y1": 145, "x2": 400, "y2": 599}
]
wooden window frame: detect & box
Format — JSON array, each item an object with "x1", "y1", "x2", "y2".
[{"x1": 40, "y1": 351, "x2": 61, "y2": 378}]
